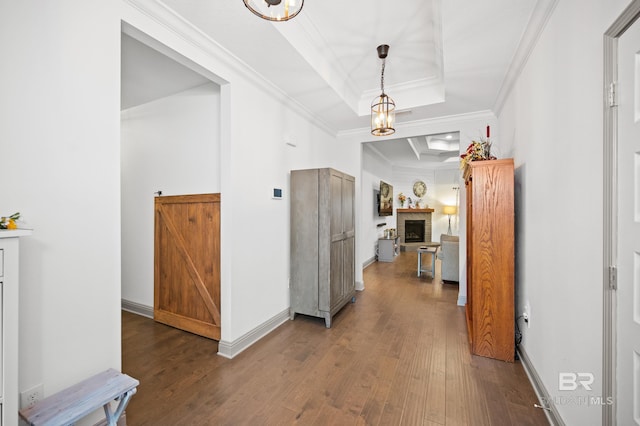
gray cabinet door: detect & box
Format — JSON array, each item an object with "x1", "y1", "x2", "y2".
[
  {"x1": 341, "y1": 174, "x2": 355, "y2": 298},
  {"x1": 290, "y1": 168, "x2": 356, "y2": 327},
  {"x1": 329, "y1": 170, "x2": 355, "y2": 311}
]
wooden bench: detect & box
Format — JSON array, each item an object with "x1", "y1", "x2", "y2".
[{"x1": 19, "y1": 369, "x2": 139, "y2": 426}]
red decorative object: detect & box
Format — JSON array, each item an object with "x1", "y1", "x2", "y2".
[{"x1": 486, "y1": 125, "x2": 490, "y2": 138}]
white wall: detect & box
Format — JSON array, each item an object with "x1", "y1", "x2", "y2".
[
  {"x1": 223, "y1": 85, "x2": 344, "y2": 341},
  {"x1": 392, "y1": 167, "x2": 436, "y2": 210},
  {"x1": 361, "y1": 145, "x2": 395, "y2": 267},
  {"x1": 0, "y1": 1, "x2": 122, "y2": 421},
  {"x1": 121, "y1": 83, "x2": 221, "y2": 308},
  {"x1": 497, "y1": 0, "x2": 627, "y2": 424}
]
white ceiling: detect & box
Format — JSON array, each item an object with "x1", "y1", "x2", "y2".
[
  {"x1": 365, "y1": 131, "x2": 461, "y2": 169},
  {"x1": 121, "y1": 0, "x2": 538, "y2": 166},
  {"x1": 121, "y1": 34, "x2": 210, "y2": 110}
]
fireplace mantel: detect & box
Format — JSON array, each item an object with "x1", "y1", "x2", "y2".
[{"x1": 397, "y1": 208, "x2": 434, "y2": 213}]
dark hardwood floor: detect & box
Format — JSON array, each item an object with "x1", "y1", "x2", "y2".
[{"x1": 122, "y1": 252, "x2": 548, "y2": 425}]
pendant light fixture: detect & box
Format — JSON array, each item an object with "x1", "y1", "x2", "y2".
[
  {"x1": 371, "y1": 44, "x2": 396, "y2": 136},
  {"x1": 243, "y1": 0, "x2": 303, "y2": 22}
]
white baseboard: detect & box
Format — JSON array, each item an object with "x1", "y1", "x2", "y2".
[
  {"x1": 362, "y1": 256, "x2": 377, "y2": 269},
  {"x1": 517, "y1": 345, "x2": 565, "y2": 426},
  {"x1": 217, "y1": 308, "x2": 290, "y2": 359},
  {"x1": 122, "y1": 301, "x2": 291, "y2": 360},
  {"x1": 359, "y1": 256, "x2": 376, "y2": 291},
  {"x1": 456, "y1": 294, "x2": 466, "y2": 306},
  {"x1": 121, "y1": 299, "x2": 153, "y2": 319}
]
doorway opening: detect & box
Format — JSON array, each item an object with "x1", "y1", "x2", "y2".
[{"x1": 119, "y1": 23, "x2": 225, "y2": 335}]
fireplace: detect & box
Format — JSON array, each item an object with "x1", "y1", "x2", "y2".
[
  {"x1": 396, "y1": 208, "x2": 434, "y2": 250},
  {"x1": 405, "y1": 220, "x2": 425, "y2": 242}
]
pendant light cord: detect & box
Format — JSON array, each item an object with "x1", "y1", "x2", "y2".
[{"x1": 380, "y1": 58, "x2": 386, "y2": 95}]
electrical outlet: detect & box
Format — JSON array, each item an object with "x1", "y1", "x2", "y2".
[
  {"x1": 20, "y1": 384, "x2": 43, "y2": 409},
  {"x1": 524, "y1": 302, "x2": 531, "y2": 328}
]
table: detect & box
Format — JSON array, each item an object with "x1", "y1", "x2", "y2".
[{"x1": 417, "y1": 246, "x2": 439, "y2": 278}]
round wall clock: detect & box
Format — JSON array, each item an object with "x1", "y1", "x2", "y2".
[{"x1": 413, "y1": 180, "x2": 427, "y2": 198}]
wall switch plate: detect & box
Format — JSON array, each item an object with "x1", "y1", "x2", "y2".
[{"x1": 272, "y1": 188, "x2": 283, "y2": 199}]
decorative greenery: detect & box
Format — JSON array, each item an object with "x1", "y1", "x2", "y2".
[
  {"x1": 0, "y1": 212, "x2": 20, "y2": 229},
  {"x1": 460, "y1": 137, "x2": 496, "y2": 170}
]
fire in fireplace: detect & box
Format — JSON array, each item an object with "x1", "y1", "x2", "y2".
[{"x1": 405, "y1": 220, "x2": 425, "y2": 243}]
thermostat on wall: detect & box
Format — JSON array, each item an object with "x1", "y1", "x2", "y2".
[{"x1": 272, "y1": 188, "x2": 283, "y2": 199}]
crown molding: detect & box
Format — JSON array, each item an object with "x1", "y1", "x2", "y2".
[
  {"x1": 338, "y1": 110, "x2": 495, "y2": 141},
  {"x1": 358, "y1": 77, "x2": 445, "y2": 116},
  {"x1": 273, "y1": 8, "x2": 446, "y2": 118},
  {"x1": 122, "y1": 0, "x2": 336, "y2": 136},
  {"x1": 493, "y1": 0, "x2": 560, "y2": 116}
]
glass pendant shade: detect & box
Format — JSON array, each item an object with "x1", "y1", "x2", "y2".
[
  {"x1": 371, "y1": 93, "x2": 396, "y2": 136},
  {"x1": 243, "y1": 0, "x2": 303, "y2": 22}
]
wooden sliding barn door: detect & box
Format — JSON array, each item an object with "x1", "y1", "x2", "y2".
[{"x1": 154, "y1": 194, "x2": 221, "y2": 340}]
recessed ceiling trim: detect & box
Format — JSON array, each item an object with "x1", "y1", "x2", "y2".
[
  {"x1": 406, "y1": 138, "x2": 421, "y2": 161},
  {"x1": 271, "y1": 1, "x2": 445, "y2": 118},
  {"x1": 358, "y1": 77, "x2": 445, "y2": 116},
  {"x1": 337, "y1": 110, "x2": 496, "y2": 140},
  {"x1": 272, "y1": 13, "x2": 363, "y2": 113},
  {"x1": 135, "y1": 0, "x2": 538, "y2": 135}
]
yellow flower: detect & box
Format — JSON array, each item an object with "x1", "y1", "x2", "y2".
[{"x1": 0, "y1": 212, "x2": 20, "y2": 229}]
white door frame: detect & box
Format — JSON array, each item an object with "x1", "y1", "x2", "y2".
[{"x1": 604, "y1": 2, "x2": 640, "y2": 425}]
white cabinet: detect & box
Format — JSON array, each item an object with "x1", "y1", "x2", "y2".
[
  {"x1": 377, "y1": 237, "x2": 398, "y2": 262},
  {"x1": 0, "y1": 229, "x2": 31, "y2": 426},
  {"x1": 0, "y1": 249, "x2": 3, "y2": 422}
]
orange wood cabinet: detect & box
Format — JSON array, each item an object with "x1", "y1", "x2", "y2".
[{"x1": 464, "y1": 159, "x2": 514, "y2": 362}]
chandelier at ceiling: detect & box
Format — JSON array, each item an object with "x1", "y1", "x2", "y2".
[
  {"x1": 371, "y1": 44, "x2": 396, "y2": 137},
  {"x1": 243, "y1": 0, "x2": 304, "y2": 22}
]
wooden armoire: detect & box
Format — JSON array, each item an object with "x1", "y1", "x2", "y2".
[
  {"x1": 290, "y1": 168, "x2": 356, "y2": 328},
  {"x1": 464, "y1": 158, "x2": 515, "y2": 362}
]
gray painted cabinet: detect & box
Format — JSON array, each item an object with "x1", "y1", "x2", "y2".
[
  {"x1": 290, "y1": 168, "x2": 356, "y2": 328},
  {"x1": 377, "y1": 237, "x2": 399, "y2": 262}
]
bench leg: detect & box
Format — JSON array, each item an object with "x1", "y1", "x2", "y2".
[{"x1": 104, "y1": 388, "x2": 137, "y2": 426}]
